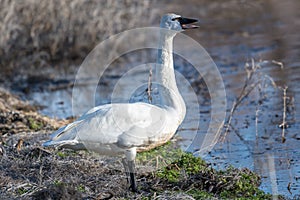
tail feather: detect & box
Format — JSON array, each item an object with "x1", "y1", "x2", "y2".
[
  {"x1": 42, "y1": 139, "x2": 86, "y2": 151},
  {"x1": 43, "y1": 105, "x2": 106, "y2": 150},
  {"x1": 50, "y1": 120, "x2": 83, "y2": 139},
  {"x1": 43, "y1": 120, "x2": 84, "y2": 148},
  {"x1": 42, "y1": 139, "x2": 78, "y2": 147}
]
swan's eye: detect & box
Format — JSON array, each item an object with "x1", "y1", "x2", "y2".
[{"x1": 172, "y1": 17, "x2": 181, "y2": 22}]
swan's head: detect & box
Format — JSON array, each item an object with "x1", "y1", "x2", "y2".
[{"x1": 160, "y1": 13, "x2": 198, "y2": 32}]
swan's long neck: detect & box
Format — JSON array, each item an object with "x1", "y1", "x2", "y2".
[{"x1": 156, "y1": 31, "x2": 186, "y2": 121}]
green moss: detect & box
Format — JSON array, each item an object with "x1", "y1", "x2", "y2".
[
  {"x1": 176, "y1": 152, "x2": 207, "y2": 174},
  {"x1": 17, "y1": 187, "x2": 29, "y2": 195},
  {"x1": 218, "y1": 167, "x2": 272, "y2": 199},
  {"x1": 136, "y1": 141, "x2": 184, "y2": 169},
  {"x1": 56, "y1": 150, "x2": 81, "y2": 158},
  {"x1": 56, "y1": 151, "x2": 67, "y2": 158},
  {"x1": 27, "y1": 117, "x2": 44, "y2": 131},
  {"x1": 53, "y1": 180, "x2": 63, "y2": 186},
  {"x1": 77, "y1": 184, "x2": 86, "y2": 192},
  {"x1": 154, "y1": 151, "x2": 273, "y2": 199},
  {"x1": 187, "y1": 189, "x2": 215, "y2": 199},
  {"x1": 157, "y1": 166, "x2": 180, "y2": 182},
  {"x1": 156, "y1": 152, "x2": 208, "y2": 182}
]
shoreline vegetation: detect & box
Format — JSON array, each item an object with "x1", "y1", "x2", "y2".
[{"x1": 0, "y1": 88, "x2": 282, "y2": 199}]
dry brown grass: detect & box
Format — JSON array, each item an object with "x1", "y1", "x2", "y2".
[{"x1": 0, "y1": 0, "x2": 154, "y2": 77}]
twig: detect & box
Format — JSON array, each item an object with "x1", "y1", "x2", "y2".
[
  {"x1": 279, "y1": 86, "x2": 288, "y2": 143},
  {"x1": 258, "y1": 59, "x2": 284, "y2": 69},
  {"x1": 271, "y1": 60, "x2": 284, "y2": 69},
  {"x1": 221, "y1": 58, "x2": 282, "y2": 142},
  {"x1": 39, "y1": 159, "x2": 44, "y2": 187},
  {"x1": 221, "y1": 78, "x2": 261, "y2": 142},
  {"x1": 147, "y1": 63, "x2": 153, "y2": 103},
  {"x1": 287, "y1": 182, "x2": 292, "y2": 195},
  {"x1": 264, "y1": 74, "x2": 277, "y2": 88}
]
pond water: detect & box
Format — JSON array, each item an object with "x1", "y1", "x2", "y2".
[{"x1": 8, "y1": 0, "x2": 300, "y2": 198}]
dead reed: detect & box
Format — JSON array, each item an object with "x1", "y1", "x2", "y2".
[
  {"x1": 221, "y1": 59, "x2": 262, "y2": 142},
  {"x1": 0, "y1": 0, "x2": 154, "y2": 76},
  {"x1": 220, "y1": 59, "x2": 287, "y2": 143},
  {"x1": 279, "y1": 86, "x2": 288, "y2": 143}
]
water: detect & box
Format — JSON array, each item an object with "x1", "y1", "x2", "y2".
[{"x1": 9, "y1": 0, "x2": 300, "y2": 198}]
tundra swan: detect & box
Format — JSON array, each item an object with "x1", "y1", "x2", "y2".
[{"x1": 43, "y1": 13, "x2": 198, "y2": 192}]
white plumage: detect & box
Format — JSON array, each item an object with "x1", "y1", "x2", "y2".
[{"x1": 43, "y1": 13, "x2": 198, "y2": 192}]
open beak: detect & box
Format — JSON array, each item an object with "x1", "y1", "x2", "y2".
[{"x1": 179, "y1": 17, "x2": 199, "y2": 29}]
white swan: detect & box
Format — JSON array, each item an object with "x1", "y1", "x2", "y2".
[{"x1": 43, "y1": 13, "x2": 198, "y2": 192}]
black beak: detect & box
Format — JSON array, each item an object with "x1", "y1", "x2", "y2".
[{"x1": 178, "y1": 17, "x2": 199, "y2": 29}]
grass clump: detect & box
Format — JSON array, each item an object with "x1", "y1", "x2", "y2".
[
  {"x1": 17, "y1": 187, "x2": 29, "y2": 195},
  {"x1": 77, "y1": 184, "x2": 86, "y2": 193},
  {"x1": 156, "y1": 152, "x2": 207, "y2": 182},
  {"x1": 136, "y1": 141, "x2": 184, "y2": 169},
  {"x1": 137, "y1": 143, "x2": 273, "y2": 199},
  {"x1": 55, "y1": 149, "x2": 80, "y2": 159},
  {"x1": 187, "y1": 189, "x2": 216, "y2": 199},
  {"x1": 154, "y1": 152, "x2": 274, "y2": 199},
  {"x1": 27, "y1": 117, "x2": 44, "y2": 131},
  {"x1": 56, "y1": 151, "x2": 67, "y2": 159},
  {"x1": 218, "y1": 167, "x2": 273, "y2": 199},
  {"x1": 53, "y1": 180, "x2": 63, "y2": 187}
]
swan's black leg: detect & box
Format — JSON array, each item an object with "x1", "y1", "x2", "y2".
[
  {"x1": 127, "y1": 160, "x2": 137, "y2": 192},
  {"x1": 122, "y1": 158, "x2": 130, "y2": 183}
]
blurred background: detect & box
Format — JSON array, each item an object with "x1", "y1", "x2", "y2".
[{"x1": 0, "y1": 0, "x2": 299, "y2": 198}]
